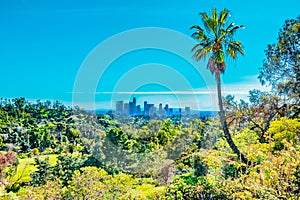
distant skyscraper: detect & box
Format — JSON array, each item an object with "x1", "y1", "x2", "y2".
[
  {"x1": 144, "y1": 101, "x2": 154, "y2": 116},
  {"x1": 129, "y1": 97, "x2": 137, "y2": 116},
  {"x1": 136, "y1": 105, "x2": 141, "y2": 115},
  {"x1": 124, "y1": 103, "x2": 129, "y2": 115},
  {"x1": 159, "y1": 103, "x2": 162, "y2": 110},
  {"x1": 169, "y1": 108, "x2": 173, "y2": 116},
  {"x1": 144, "y1": 101, "x2": 147, "y2": 114},
  {"x1": 149, "y1": 105, "x2": 156, "y2": 116},
  {"x1": 185, "y1": 106, "x2": 191, "y2": 115},
  {"x1": 164, "y1": 104, "x2": 169, "y2": 117},
  {"x1": 129, "y1": 102, "x2": 135, "y2": 115},
  {"x1": 158, "y1": 103, "x2": 164, "y2": 116},
  {"x1": 116, "y1": 101, "x2": 124, "y2": 114}
]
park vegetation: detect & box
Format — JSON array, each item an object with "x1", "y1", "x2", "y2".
[{"x1": 0, "y1": 10, "x2": 299, "y2": 200}]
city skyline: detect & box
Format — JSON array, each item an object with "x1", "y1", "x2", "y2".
[{"x1": 115, "y1": 97, "x2": 191, "y2": 117}]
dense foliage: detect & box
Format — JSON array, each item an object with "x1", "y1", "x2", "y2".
[{"x1": 0, "y1": 96, "x2": 298, "y2": 199}]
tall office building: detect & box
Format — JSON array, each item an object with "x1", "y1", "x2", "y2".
[
  {"x1": 169, "y1": 108, "x2": 173, "y2": 116},
  {"x1": 133, "y1": 97, "x2": 136, "y2": 105},
  {"x1": 124, "y1": 103, "x2": 129, "y2": 115},
  {"x1": 144, "y1": 101, "x2": 147, "y2": 115},
  {"x1": 158, "y1": 103, "x2": 164, "y2": 116},
  {"x1": 149, "y1": 105, "x2": 156, "y2": 116},
  {"x1": 129, "y1": 97, "x2": 137, "y2": 116},
  {"x1": 136, "y1": 105, "x2": 141, "y2": 115},
  {"x1": 116, "y1": 101, "x2": 124, "y2": 114},
  {"x1": 129, "y1": 102, "x2": 135, "y2": 116},
  {"x1": 159, "y1": 103, "x2": 162, "y2": 110},
  {"x1": 144, "y1": 101, "x2": 154, "y2": 116},
  {"x1": 164, "y1": 104, "x2": 169, "y2": 117},
  {"x1": 185, "y1": 106, "x2": 191, "y2": 115}
]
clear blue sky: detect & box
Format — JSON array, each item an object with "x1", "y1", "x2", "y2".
[{"x1": 0, "y1": 0, "x2": 299, "y2": 110}]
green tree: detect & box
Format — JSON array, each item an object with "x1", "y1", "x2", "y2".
[
  {"x1": 259, "y1": 16, "x2": 300, "y2": 117},
  {"x1": 190, "y1": 8, "x2": 248, "y2": 163},
  {"x1": 30, "y1": 157, "x2": 54, "y2": 186},
  {"x1": 53, "y1": 153, "x2": 85, "y2": 186}
]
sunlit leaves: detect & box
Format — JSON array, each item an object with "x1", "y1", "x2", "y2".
[{"x1": 267, "y1": 117, "x2": 300, "y2": 151}]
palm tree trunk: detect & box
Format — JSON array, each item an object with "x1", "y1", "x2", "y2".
[{"x1": 215, "y1": 72, "x2": 248, "y2": 164}]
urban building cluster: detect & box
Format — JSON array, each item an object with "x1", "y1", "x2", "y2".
[{"x1": 115, "y1": 97, "x2": 191, "y2": 117}]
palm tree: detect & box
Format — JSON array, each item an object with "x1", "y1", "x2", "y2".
[{"x1": 191, "y1": 8, "x2": 248, "y2": 164}]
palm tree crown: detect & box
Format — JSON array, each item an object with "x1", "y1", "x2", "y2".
[{"x1": 191, "y1": 8, "x2": 245, "y2": 77}]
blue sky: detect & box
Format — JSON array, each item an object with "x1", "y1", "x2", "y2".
[{"x1": 0, "y1": 0, "x2": 299, "y2": 110}]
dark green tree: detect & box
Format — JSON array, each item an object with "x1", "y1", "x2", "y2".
[
  {"x1": 259, "y1": 16, "x2": 300, "y2": 117},
  {"x1": 53, "y1": 153, "x2": 85, "y2": 186},
  {"x1": 30, "y1": 157, "x2": 54, "y2": 186}
]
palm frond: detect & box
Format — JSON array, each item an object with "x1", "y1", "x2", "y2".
[
  {"x1": 225, "y1": 23, "x2": 235, "y2": 31},
  {"x1": 206, "y1": 19, "x2": 218, "y2": 36},
  {"x1": 227, "y1": 25, "x2": 245, "y2": 37},
  {"x1": 218, "y1": 29, "x2": 227, "y2": 39},
  {"x1": 227, "y1": 48, "x2": 237, "y2": 59},
  {"x1": 191, "y1": 43, "x2": 202, "y2": 52},
  {"x1": 191, "y1": 28, "x2": 208, "y2": 41},
  {"x1": 200, "y1": 12, "x2": 217, "y2": 36},
  {"x1": 226, "y1": 41, "x2": 245, "y2": 59},
  {"x1": 219, "y1": 9, "x2": 230, "y2": 25},
  {"x1": 190, "y1": 25, "x2": 203, "y2": 31},
  {"x1": 199, "y1": 12, "x2": 209, "y2": 21},
  {"x1": 192, "y1": 44, "x2": 212, "y2": 61},
  {"x1": 212, "y1": 8, "x2": 218, "y2": 24}
]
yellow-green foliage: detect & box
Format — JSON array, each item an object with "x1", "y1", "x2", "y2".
[
  {"x1": 166, "y1": 118, "x2": 300, "y2": 199},
  {"x1": 216, "y1": 128, "x2": 269, "y2": 163},
  {"x1": 19, "y1": 166, "x2": 165, "y2": 200},
  {"x1": 218, "y1": 143, "x2": 300, "y2": 199},
  {"x1": 18, "y1": 179, "x2": 63, "y2": 200},
  {"x1": 234, "y1": 129, "x2": 269, "y2": 163},
  {"x1": 267, "y1": 117, "x2": 300, "y2": 151},
  {"x1": 6, "y1": 155, "x2": 57, "y2": 183}
]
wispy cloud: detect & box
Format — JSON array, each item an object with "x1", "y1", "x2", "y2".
[
  {"x1": 93, "y1": 91, "x2": 248, "y2": 95},
  {"x1": 96, "y1": 91, "x2": 207, "y2": 94},
  {"x1": 192, "y1": 75, "x2": 270, "y2": 96}
]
